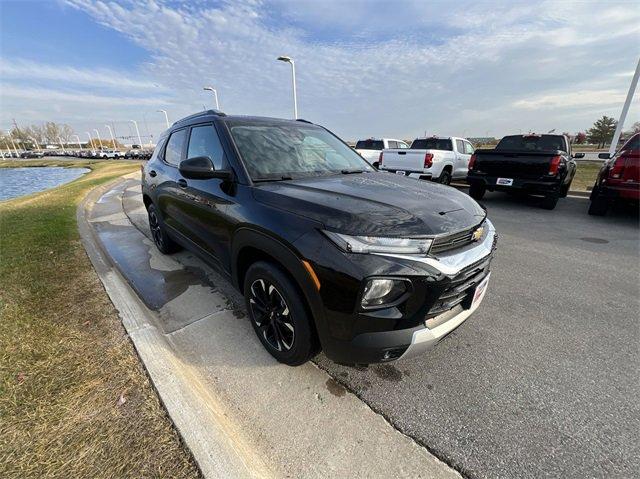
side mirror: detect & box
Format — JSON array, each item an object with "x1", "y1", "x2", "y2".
[
  {"x1": 598, "y1": 153, "x2": 611, "y2": 160},
  {"x1": 573, "y1": 152, "x2": 585, "y2": 159},
  {"x1": 179, "y1": 156, "x2": 231, "y2": 180}
]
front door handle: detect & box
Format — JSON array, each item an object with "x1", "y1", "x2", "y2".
[
  {"x1": 149, "y1": 170, "x2": 157, "y2": 177},
  {"x1": 177, "y1": 179, "x2": 188, "y2": 188}
]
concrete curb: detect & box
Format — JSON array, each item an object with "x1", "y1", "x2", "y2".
[{"x1": 78, "y1": 176, "x2": 462, "y2": 479}]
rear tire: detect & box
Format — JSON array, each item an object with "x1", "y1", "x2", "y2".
[
  {"x1": 469, "y1": 183, "x2": 486, "y2": 200},
  {"x1": 244, "y1": 261, "x2": 319, "y2": 366},
  {"x1": 560, "y1": 181, "x2": 571, "y2": 198},
  {"x1": 588, "y1": 195, "x2": 609, "y2": 216},
  {"x1": 438, "y1": 169, "x2": 452, "y2": 185},
  {"x1": 541, "y1": 193, "x2": 559, "y2": 210},
  {"x1": 147, "y1": 203, "x2": 181, "y2": 254}
]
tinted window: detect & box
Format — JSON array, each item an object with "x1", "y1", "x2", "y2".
[
  {"x1": 388, "y1": 141, "x2": 398, "y2": 149},
  {"x1": 496, "y1": 135, "x2": 566, "y2": 152},
  {"x1": 187, "y1": 124, "x2": 225, "y2": 170},
  {"x1": 456, "y1": 139, "x2": 465, "y2": 153},
  {"x1": 622, "y1": 134, "x2": 639, "y2": 151},
  {"x1": 410, "y1": 138, "x2": 453, "y2": 151},
  {"x1": 230, "y1": 123, "x2": 373, "y2": 180},
  {"x1": 164, "y1": 129, "x2": 187, "y2": 166},
  {"x1": 464, "y1": 142, "x2": 475, "y2": 155},
  {"x1": 355, "y1": 139, "x2": 384, "y2": 150},
  {"x1": 151, "y1": 137, "x2": 167, "y2": 161}
]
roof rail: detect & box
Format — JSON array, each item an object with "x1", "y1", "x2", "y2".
[
  {"x1": 172, "y1": 109, "x2": 226, "y2": 126},
  {"x1": 295, "y1": 118, "x2": 313, "y2": 124}
]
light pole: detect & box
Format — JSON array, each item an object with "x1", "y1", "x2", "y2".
[
  {"x1": 129, "y1": 120, "x2": 142, "y2": 147},
  {"x1": 93, "y1": 129, "x2": 103, "y2": 150},
  {"x1": 58, "y1": 137, "x2": 66, "y2": 154},
  {"x1": 609, "y1": 56, "x2": 640, "y2": 156},
  {"x1": 86, "y1": 132, "x2": 95, "y2": 151},
  {"x1": 277, "y1": 56, "x2": 298, "y2": 119},
  {"x1": 157, "y1": 109, "x2": 170, "y2": 129},
  {"x1": 203, "y1": 87, "x2": 220, "y2": 110},
  {"x1": 105, "y1": 124, "x2": 116, "y2": 150},
  {"x1": 73, "y1": 135, "x2": 82, "y2": 150}
]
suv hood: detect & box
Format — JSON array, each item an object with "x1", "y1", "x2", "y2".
[{"x1": 253, "y1": 172, "x2": 485, "y2": 236}]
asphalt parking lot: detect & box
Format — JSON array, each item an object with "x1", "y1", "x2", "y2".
[{"x1": 317, "y1": 191, "x2": 639, "y2": 478}]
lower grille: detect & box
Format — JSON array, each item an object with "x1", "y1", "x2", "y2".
[{"x1": 427, "y1": 256, "x2": 491, "y2": 317}]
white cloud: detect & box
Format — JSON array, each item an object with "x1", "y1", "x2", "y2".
[{"x1": 2, "y1": 0, "x2": 639, "y2": 141}]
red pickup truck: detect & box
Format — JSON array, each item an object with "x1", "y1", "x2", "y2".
[{"x1": 589, "y1": 133, "x2": 640, "y2": 216}]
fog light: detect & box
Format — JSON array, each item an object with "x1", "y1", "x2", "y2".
[{"x1": 361, "y1": 278, "x2": 407, "y2": 308}]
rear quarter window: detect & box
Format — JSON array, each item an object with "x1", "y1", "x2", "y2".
[{"x1": 356, "y1": 140, "x2": 384, "y2": 150}]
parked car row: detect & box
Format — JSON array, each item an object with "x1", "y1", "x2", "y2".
[
  {"x1": 1, "y1": 148, "x2": 155, "y2": 160},
  {"x1": 357, "y1": 132, "x2": 638, "y2": 213}
]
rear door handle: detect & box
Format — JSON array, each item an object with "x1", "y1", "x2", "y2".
[
  {"x1": 149, "y1": 170, "x2": 157, "y2": 177},
  {"x1": 177, "y1": 179, "x2": 188, "y2": 188}
]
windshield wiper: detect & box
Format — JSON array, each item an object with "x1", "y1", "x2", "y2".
[
  {"x1": 253, "y1": 175, "x2": 293, "y2": 183},
  {"x1": 340, "y1": 169, "x2": 364, "y2": 175}
]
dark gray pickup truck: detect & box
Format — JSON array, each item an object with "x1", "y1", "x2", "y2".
[{"x1": 466, "y1": 134, "x2": 583, "y2": 209}]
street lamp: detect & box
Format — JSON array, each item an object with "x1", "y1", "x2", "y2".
[
  {"x1": 157, "y1": 109, "x2": 170, "y2": 129},
  {"x1": 203, "y1": 87, "x2": 220, "y2": 110},
  {"x1": 105, "y1": 124, "x2": 116, "y2": 150},
  {"x1": 277, "y1": 55, "x2": 298, "y2": 119},
  {"x1": 58, "y1": 137, "x2": 66, "y2": 154},
  {"x1": 86, "y1": 132, "x2": 96, "y2": 151},
  {"x1": 73, "y1": 135, "x2": 82, "y2": 150},
  {"x1": 129, "y1": 120, "x2": 143, "y2": 147},
  {"x1": 93, "y1": 129, "x2": 103, "y2": 150}
]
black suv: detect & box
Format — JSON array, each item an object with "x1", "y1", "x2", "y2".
[{"x1": 141, "y1": 110, "x2": 497, "y2": 365}]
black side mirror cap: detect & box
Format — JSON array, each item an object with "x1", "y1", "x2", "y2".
[
  {"x1": 179, "y1": 156, "x2": 232, "y2": 180},
  {"x1": 598, "y1": 153, "x2": 611, "y2": 160},
  {"x1": 573, "y1": 152, "x2": 585, "y2": 159}
]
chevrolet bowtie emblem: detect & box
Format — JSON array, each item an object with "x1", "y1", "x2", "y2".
[{"x1": 472, "y1": 226, "x2": 484, "y2": 242}]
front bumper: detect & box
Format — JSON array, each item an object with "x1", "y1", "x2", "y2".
[{"x1": 317, "y1": 219, "x2": 497, "y2": 364}]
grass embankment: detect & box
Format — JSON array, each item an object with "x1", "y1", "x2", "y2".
[{"x1": 0, "y1": 161, "x2": 199, "y2": 478}]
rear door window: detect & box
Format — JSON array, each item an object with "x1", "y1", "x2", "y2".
[
  {"x1": 387, "y1": 141, "x2": 398, "y2": 149},
  {"x1": 164, "y1": 129, "x2": 187, "y2": 166},
  {"x1": 456, "y1": 139, "x2": 465, "y2": 153}
]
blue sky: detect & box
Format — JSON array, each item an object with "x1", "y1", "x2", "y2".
[{"x1": 1, "y1": 0, "x2": 639, "y2": 144}]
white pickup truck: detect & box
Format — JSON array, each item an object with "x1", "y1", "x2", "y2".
[
  {"x1": 379, "y1": 136, "x2": 475, "y2": 185},
  {"x1": 355, "y1": 138, "x2": 409, "y2": 164}
]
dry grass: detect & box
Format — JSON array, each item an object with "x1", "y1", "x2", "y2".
[
  {"x1": 0, "y1": 161, "x2": 200, "y2": 478},
  {"x1": 572, "y1": 161, "x2": 601, "y2": 192}
]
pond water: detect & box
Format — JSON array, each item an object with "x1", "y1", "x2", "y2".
[{"x1": 0, "y1": 167, "x2": 90, "y2": 201}]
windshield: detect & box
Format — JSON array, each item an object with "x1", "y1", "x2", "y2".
[
  {"x1": 230, "y1": 123, "x2": 374, "y2": 180},
  {"x1": 410, "y1": 138, "x2": 453, "y2": 151},
  {"x1": 496, "y1": 135, "x2": 566, "y2": 152},
  {"x1": 355, "y1": 139, "x2": 384, "y2": 150}
]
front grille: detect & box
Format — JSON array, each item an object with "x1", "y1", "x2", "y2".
[
  {"x1": 427, "y1": 256, "x2": 491, "y2": 317},
  {"x1": 430, "y1": 224, "x2": 481, "y2": 254}
]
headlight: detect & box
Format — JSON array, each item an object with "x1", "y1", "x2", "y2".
[{"x1": 323, "y1": 231, "x2": 432, "y2": 254}]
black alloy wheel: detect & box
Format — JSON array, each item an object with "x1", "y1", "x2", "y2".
[
  {"x1": 147, "y1": 204, "x2": 180, "y2": 254},
  {"x1": 249, "y1": 279, "x2": 295, "y2": 352}
]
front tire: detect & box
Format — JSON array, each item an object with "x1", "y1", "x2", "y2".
[
  {"x1": 147, "y1": 204, "x2": 181, "y2": 254},
  {"x1": 469, "y1": 183, "x2": 486, "y2": 200},
  {"x1": 244, "y1": 261, "x2": 319, "y2": 365}
]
